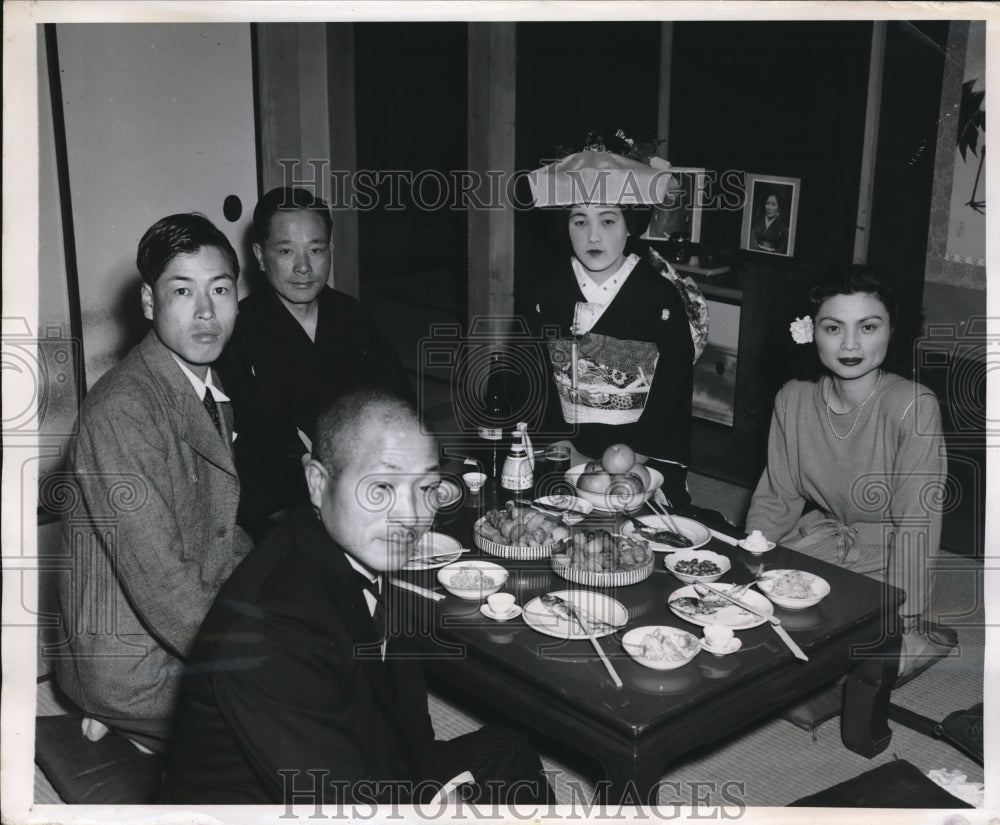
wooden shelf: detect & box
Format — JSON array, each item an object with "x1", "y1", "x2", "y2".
[{"x1": 672, "y1": 258, "x2": 731, "y2": 278}]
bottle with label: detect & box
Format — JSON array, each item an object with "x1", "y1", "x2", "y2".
[
  {"x1": 500, "y1": 423, "x2": 535, "y2": 504},
  {"x1": 478, "y1": 351, "x2": 512, "y2": 481}
]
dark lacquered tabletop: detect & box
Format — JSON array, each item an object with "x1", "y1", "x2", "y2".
[{"x1": 395, "y1": 474, "x2": 903, "y2": 801}]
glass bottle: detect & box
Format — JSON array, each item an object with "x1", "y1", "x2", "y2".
[{"x1": 478, "y1": 351, "x2": 512, "y2": 481}]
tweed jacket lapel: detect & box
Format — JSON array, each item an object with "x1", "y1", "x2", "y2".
[{"x1": 137, "y1": 331, "x2": 237, "y2": 476}]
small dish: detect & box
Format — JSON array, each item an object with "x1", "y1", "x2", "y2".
[
  {"x1": 462, "y1": 472, "x2": 487, "y2": 493},
  {"x1": 437, "y1": 560, "x2": 508, "y2": 601},
  {"x1": 757, "y1": 569, "x2": 831, "y2": 610},
  {"x1": 480, "y1": 603, "x2": 523, "y2": 623},
  {"x1": 737, "y1": 532, "x2": 776, "y2": 554},
  {"x1": 700, "y1": 637, "x2": 743, "y2": 656},
  {"x1": 663, "y1": 549, "x2": 732, "y2": 584}
]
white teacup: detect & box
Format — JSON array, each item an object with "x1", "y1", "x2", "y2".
[
  {"x1": 704, "y1": 625, "x2": 734, "y2": 649},
  {"x1": 487, "y1": 592, "x2": 516, "y2": 617},
  {"x1": 462, "y1": 472, "x2": 487, "y2": 493}
]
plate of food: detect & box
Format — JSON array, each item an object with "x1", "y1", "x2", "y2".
[
  {"x1": 620, "y1": 625, "x2": 701, "y2": 670},
  {"x1": 757, "y1": 569, "x2": 830, "y2": 609},
  {"x1": 621, "y1": 515, "x2": 711, "y2": 551},
  {"x1": 550, "y1": 527, "x2": 654, "y2": 586},
  {"x1": 522, "y1": 590, "x2": 628, "y2": 640},
  {"x1": 667, "y1": 583, "x2": 774, "y2": 629},
  {"x1": 401, "y1": 532, "x2": 464, "y2": 570},
  {"x1": 533, "y1": 495, "x2": 594, "y2": 525},
  {"x1": 474, "y1": 502, "x2": 569, "y2": 561}
]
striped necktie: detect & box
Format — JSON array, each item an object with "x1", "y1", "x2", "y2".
[{"x1": 202, "y1": 387, "x2": 222, "y2": 434}]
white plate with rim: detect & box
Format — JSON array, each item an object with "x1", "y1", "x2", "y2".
[
  {"x1": 522, "y1": 590, "x2": 628, "y2": 640},
  {"x1": 667, "y1": 583, "x2": 774, "y2": 629},
  {"x1": 621, "y1": 515, "x2": 712, "y2": 551},
  {"x1": 401, "y1": 532, "x2": 463, "y2": 570},
  {"x1": 533, "y1": 495, "x2": 594, "y2": 524}
]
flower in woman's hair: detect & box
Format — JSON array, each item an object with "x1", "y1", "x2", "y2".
[
  {"x1": 615, "y1": 128, "x2": 635, "y2": 147},
  {"x1": 789, "y1": 316, "x2": 814, "y2": 345}
]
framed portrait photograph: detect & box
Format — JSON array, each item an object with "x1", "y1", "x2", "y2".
[
  {"x1": 740, "y1": 173, "x2": 800, "y2": 257},
  {"x1": 643, "y1": 167, "x2": 705, "y2": 244}
]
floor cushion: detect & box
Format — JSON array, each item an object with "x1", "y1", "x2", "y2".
[
  {"x1": 789, "y1": 759, "x2": 973, "y2": 808},
  {"x1": 35, "y1": 714, "x2": 164, "y2": 804}
]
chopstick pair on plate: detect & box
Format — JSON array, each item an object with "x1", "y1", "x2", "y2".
[
  {"x1": 646, "y1": 493, "x2": 685, "y2": 537},
  {"x1": 541, "y1": 594, "x2": 624, "y2": 689}
]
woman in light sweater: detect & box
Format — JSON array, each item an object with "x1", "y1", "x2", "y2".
[{"x1": 745, "y1": 266, "x2": 956, "y2": 681}]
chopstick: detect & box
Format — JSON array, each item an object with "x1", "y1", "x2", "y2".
[
  {"x1": 646, "y1": 497, "x2": 684, "y2": 536},
  {"x1": 709, "y1": 528, "x2": 739, "y2": 546},
  {"x1": 588, "y1": 635, "x2": 623, "y2": 689},
  {"x1": 389, "y1": 578, "x2": 445, "y2": 601},
  {"x1": 572, "y1": 618, "x2": 623, "y2": 689}
]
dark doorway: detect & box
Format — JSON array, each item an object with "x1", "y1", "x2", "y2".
[{"x1": 354, "y1": 22, "x2": 469, "y2": 409}]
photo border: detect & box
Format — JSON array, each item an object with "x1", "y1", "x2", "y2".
[
  {"x1": 739, "y1": 172, "x2": 800, "y2": 258},
  {"x1": 642, "y1": 167, "x2": 706, "y2": 244}
]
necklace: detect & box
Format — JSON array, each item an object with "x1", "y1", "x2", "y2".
[{"x1": 825, "y1": 370, "x2": 883, "y2": 440}]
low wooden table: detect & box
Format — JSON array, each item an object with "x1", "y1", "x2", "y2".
[{"x1": 398, "y1": 496, "x2": 903, "y2": 804}]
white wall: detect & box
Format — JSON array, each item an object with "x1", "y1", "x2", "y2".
[{"x1": 55, "y1": 23, "x2": 258, "y2": 385}]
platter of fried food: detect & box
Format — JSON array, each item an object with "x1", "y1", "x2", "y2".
[
  {"x1": 474, "y1": 502, "x2": 570, "y2": 560},
  {"x1": 550, "y1": 528, "x2": 655, "y2": 586}
]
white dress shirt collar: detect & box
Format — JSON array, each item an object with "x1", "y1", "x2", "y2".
[{"x1": 169, "y1": 355, "x2": 230, "y2": 403}]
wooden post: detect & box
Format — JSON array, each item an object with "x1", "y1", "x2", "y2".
[
  {"x1": 326, "y1": 24, "x2": 360, "y2": 299},
  {"x1": 467, "y1": 23, "x2": 516, "y2": 334},
  {"x1": 254, "y1": 23, "x2": 360, "y2": 298},
  {"x1": 853, "y1": 22, "x2": 886, "y2": 264},
  {"x1": 657, "y1": 23, "x2": 673, "y2": 148}
]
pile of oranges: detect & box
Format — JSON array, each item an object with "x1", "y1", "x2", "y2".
[{"x1": 575, "y1": 444, "x2": 651, "y2": 496}]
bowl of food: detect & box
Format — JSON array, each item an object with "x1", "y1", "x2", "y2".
[
  {"x1": 564, "y1": 444, "x2": 662, "y2": 513},
  {"x1": 757, "y1": 569, "x2": 830, "y2": 610},
  {"x1": 437, "y1": 560, "x2": 509, "y2": 601},
  {"x1": 621, "y1": 625, "x2": 701, "y2": 671},
  {"x1": 551, "y1": 528, "x2": 654, "y2": 587},
  {"x1": 663, "y1": 549, "x2": 732, "y2": 584},
  {"x1": 474, "y1": 502, "x2": 569, "y2": 561}
]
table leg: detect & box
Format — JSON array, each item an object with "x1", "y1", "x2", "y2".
[
  {"x1": 840, "y1": 631, "x2": 901, "y2": 757},
  {"x1": 598, "y1": 755, "x2": 664, "y2": 806}
]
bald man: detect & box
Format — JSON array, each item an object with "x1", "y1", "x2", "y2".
[{"x1": 161, "y1": 387, "x2": 552, "y2": 806}]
